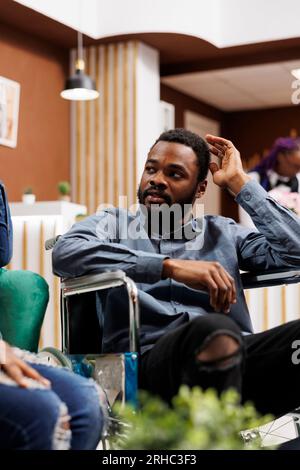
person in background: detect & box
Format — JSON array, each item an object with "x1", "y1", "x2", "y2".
[
  {"x1": 250, "y1": 137, "x2": 300, "y2": 191},
  {"x1": 239, "y1": 137, "x2": 300, "y2": 226},
  {"x1": 0, "y1": 180, "x2": 106, "y2": 450}
]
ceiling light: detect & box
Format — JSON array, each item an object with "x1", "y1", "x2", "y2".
[{"x1": 61, "y1": 31, "x2": 99, "y2": 101}]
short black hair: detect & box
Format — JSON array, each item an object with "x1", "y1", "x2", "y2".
[{"x1": 151, "y1": 128, "x2": 210, "y2": 182}]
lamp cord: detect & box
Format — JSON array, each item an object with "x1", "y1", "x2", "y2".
[{"x1": 77, "y1": 30, "x2": 83, "y2": 63}]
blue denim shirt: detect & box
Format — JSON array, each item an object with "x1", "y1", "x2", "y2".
[
  {"x1": 52, "y1": 180, "x2": 300, "y2": 352},
  {"x1": 0, "y1": 181, "x2": 13, "y2": 268}
]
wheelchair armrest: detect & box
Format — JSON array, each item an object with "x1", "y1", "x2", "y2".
[
  {"x1": 61, "y1": 270, "x2": 128, "y2": 296},
  {"x1": 241, "y1": 268, "x2": 300, "y2": 289},
  {"x1": 60, "y1": 270, "x2": 140, "y2": 354}
]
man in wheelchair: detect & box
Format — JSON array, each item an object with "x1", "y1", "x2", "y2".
[{"x1": 53, "y1": 129, "x2": 300, "y2": 421}]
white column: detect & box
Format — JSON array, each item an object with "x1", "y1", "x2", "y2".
[{"x1": 136, "y1": 42, "x2": 160, "y2": 185}]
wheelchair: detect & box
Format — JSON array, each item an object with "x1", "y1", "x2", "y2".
[
  {"x1": 40, "y1": 269, "x2": 140, "y2": 408},
  {"x1": 40, "y1": 238, "x2": 141, "y2": 446},
  {"x1": 41, "y1": 235, "x2": 300, "y2": 447}
]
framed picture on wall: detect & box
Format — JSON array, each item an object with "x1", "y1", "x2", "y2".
[{"x1": 0, "y1": 76, "x2": 20, "y2": 148}]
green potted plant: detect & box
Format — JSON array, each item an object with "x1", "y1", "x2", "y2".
[
  {"x1": 22, "y1": 186, "x2": 36, "y2": 204},
  {"x1": 113, "y1": 387, "x2": 274, "y2": 450},
  {"x1": 57, "y1": 181, "x2": 71, "y2": 202}
]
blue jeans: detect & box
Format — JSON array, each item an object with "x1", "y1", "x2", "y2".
[{"x1": 0, "y1": 363, "x2": 104, "y2": 449}]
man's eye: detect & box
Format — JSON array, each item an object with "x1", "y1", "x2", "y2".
[
  {"x1": 170, "y1": 172, "x2": 181, "y2": 179},
  {"x1": 146, "y1": 167, "x2": 155, "y2": 174}
]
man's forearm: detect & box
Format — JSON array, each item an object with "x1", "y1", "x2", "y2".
[{"x1": 53, "y1": 230, "x2": 168, "y2": 283}]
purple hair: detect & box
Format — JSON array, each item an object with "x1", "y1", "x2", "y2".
[{"x1": 250, "y1": 137, "x2": 300, "y2": 190}]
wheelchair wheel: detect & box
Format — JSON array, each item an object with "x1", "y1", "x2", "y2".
[{"x1": 38, "y1": 347, "x2": 73, "y2": 369}]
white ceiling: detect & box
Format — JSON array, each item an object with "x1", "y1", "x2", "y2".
[
  {"x1": 12, "y1": 1, "x2": 300, "y2": 112},
  {"x1": 15, "y1": 0, "x2": 300, "y2": 47},
  {"x1": 162, "y1": 60, "x2": 300, "y2": 111}
]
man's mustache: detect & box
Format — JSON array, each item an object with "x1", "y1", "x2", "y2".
[{"x1": 142, "y1": 189, "x2": 172, "y2": 205}]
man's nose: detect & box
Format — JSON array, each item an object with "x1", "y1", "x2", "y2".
[{"x1": 149, "y1": 171, "x2": 167, "y2": 188}]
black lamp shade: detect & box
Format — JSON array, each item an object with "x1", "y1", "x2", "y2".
[{"x1": 61, "y1": 69, "x2": 99, "y2": 101}]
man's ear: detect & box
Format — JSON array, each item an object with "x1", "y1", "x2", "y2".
[{"x1": 195, "y1": 180, "x2": 207, "y2": 198}]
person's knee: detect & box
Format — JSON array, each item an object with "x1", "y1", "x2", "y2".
[
  {"x1": 188, "y1": 314, "x2": 242, "y2": 369},
  {"x1": 73, "y1": 386, "x2": 104, "y2": 449},
  {"x1": 29, "y1": 390, "x2": 71, "y2": 450},
  {"x1": 0, "y1": 388, "x2": 71, "y2": 450},
  {"x1": 63, "y1": 376, "x2": 105, "y2": 450},
  {"x1": 37, "y1": 365, "x2": 105, "y2": 450},
  {"x1": 197, "y1": 334, "x2": 240, "y2": 366}
]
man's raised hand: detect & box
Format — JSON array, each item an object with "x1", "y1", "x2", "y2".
[{"x1": 206, "y1": 134, "x2": 251, "y2": 195}]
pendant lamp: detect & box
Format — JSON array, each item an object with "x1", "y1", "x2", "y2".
[{"x1": 61, "y1": 31, "x2": 99, "y2": 101}]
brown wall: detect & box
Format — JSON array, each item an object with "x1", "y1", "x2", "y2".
[
  {"x1": 0, "y1": 23, "x2": 70, "y2": 201},
  {"x1": 222, "y1": 105, "x2": 300, "y2": 162},
  {"x1": 161, "y1": 84, "x2": 223, "y2": 127},
  {"x1": 221, "y1": 105, "x2": 300, "y2": 219}
]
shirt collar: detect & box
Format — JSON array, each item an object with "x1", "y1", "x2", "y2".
[{"x1": 267, "y1": 169, "x2": 291, "y2": 187}]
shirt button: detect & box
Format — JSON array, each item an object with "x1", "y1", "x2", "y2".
[{"x1": 244, "y1": 192, "x2": 251, "y2": 201}]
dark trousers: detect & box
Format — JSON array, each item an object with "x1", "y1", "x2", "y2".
[{"x1": 139, "y1": 314, "x2": 300, "y2": 417}]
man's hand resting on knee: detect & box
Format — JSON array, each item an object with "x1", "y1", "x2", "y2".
[{"x1": 162, "y1": 259, "x2": 237, "y2": 314}]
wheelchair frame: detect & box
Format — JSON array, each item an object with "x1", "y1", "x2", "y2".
[{"x1": 60, "y1": 270, "x2": 140, "y2": 355}]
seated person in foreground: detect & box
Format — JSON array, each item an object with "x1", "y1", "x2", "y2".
[
  {"x1": 53, "y1": 129, "x2": 300, "y2": 419},
  {"x1": 0, "y1": 180, "x2": 106, "y2": 450},
  {"x1": 0, "y1": 339, "x2": 106, "y2": 450}
]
